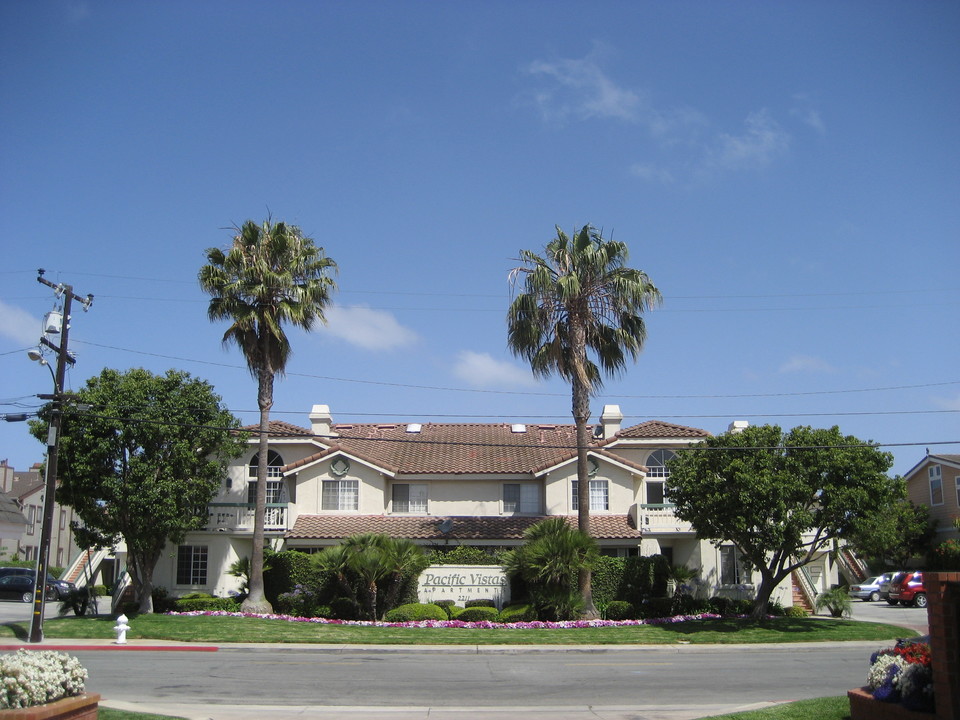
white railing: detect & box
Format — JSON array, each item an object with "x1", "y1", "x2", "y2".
[
  {"x1": 206, "y1": 503, "x2": 288, "y2": 532},
  {"x1": 638, "y1": 504, "x2": 694, "y2": 533}
]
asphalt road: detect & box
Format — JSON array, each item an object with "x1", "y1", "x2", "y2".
[{"x1": 0, "y1": 596, "x2": 928, "y2": 720}]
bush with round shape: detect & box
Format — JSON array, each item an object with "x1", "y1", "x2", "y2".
[
  {"x1": 784, "y1": 605, "x2": 808, "y2": 618},
  {"x1": 383, "y1": 602, "x2": 447, "y2": 623},
  {"x1": 464, "y1": 598, "x2": 496, "y2": 608},
  {"x1": 604, "y1": 600, "x2": 635, "y2": 620},
  {"x1": 456, "y1": 606, "x2": 500, "y2": 623},
  {"x1": 497, "y1": 603, "x2": 538, "y2": 623}
]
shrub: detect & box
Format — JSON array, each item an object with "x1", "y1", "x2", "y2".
[
  {"x1": 671, "y1": 594, "x2": 709, "y2": 616},
  {"x1": 814, "y1": 586, "x2": 852, "y2": 618},
  {"x1": 707, "y1": 596, "x2": 733, "y2": 615},
  {"x1": 152, "y1": 586, "x2": 176, "y2": 613},
  {"x1": 0, "y1": 650, "x2": 88, "y2": 709},
  {"x1": 433, "y1": 599, "x2": 457, "y2": 619},
  {"x1": 592, "y1": 555, "x2": 625, "y2": 605},
  {"x1": 464, "y1": 598, "x2": 496, "y2": 608},
  {"x1": 276, "y1": 584, "x2": 322, "y2": 618},
  {"x1": 930, "y1": 538, "x2": 960, "y2": 570},
  {"x1": 173, "y1": 596, "x2": 240, "y2": 613},
  {"x1": 328, "y1": 597, "x2": 362, "y2": 621},
  {"x1": 497, "y1": 603, "x2": 537, "y2": 623},
  {"x1": 383, "y1": 603, "x2": 447, "y2": 623},
  {"x1": 263, "y1": 551, "x2": 320, "y2": 605},
  {"x1": 178, "y1": 592, "x2": 213, "y2": 600},
  {"x1": 604, "y1": 600, "x2": 635, "y2": 620},
  {"x1": 784, "y1": 605, "x2": 808, "y2": 618},
  {"x1": 430, "y1": 545, "x2": 505, "y2": 565},
  {"x1": 638, "y1": 597, "x2": 674, "y2": 619},
  {"x1": 621, "y1": 555, "x2": 670, "y2": 606},
  {"x1": 456, "y1": 606, "x2": 499, "y2": 623}
]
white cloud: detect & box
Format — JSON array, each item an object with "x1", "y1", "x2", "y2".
[
  {"x1": 452, "y1": 351, "x2": 536, "y2": 388},
  {"x1": 524, "y1": 56, "x2": 642, "y2": 123},
  {"x1": 791, "y1": 94, "x2": 826, "y2": 134},
  {"x1": 705, "y1": 110, "x2": 790, "y2": 172},
  {"x1": 629, "y1": 162, "x2": 676, "y2": 185},
  {"x1": 778, "y1": 355, "x2": 837, "y2": 374},
  {"x1": 0, "y1": 301, "x2": 41, "y2": 346},
  {"x1": 321, "y1": 305, "x2": 417, "y2": 351}
]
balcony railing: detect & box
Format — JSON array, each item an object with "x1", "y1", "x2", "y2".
[
  {"x1": 638, "y1": 503, "x2": 693, "y2": 533},
  {"x1": 206, "y1": 503, "x2": 289, "y2": 532}
]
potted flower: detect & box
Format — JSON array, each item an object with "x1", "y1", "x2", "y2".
[{"x1": 0, "y1": 650, "x2": 99, "y2": 719}]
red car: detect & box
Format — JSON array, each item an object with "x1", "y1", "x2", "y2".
[{"x1": 888, "y1": 571, "x2": 928, "y2": 608}]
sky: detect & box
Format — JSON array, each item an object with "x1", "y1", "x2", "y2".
[{"x1": 1, "y1": 0, "x2": 957, "y2": 479}]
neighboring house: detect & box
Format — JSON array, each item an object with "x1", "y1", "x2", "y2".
[
  {"x1": 0, "y1": 459, "x2": 82, "y2": 571},
  {"x1": 146, "y1": 404, "x2": 841, "y2": 608},
  {"x1": 904, "y1": 452, "x2": 960, "y2": 542}
]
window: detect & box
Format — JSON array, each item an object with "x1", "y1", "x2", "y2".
[
  {"x1": 646, "y1": 481, "x2": 665, "y2": 505},
  {"x1": 572, "y1": 479, "x2": 609, "y2": 511},
  {"x1": 26, "y1": 506, "x2": 35, "y2": 536},
  {"x1": 56, "y1": 548, "x2": 63, "y2": 567},
  {"x1": 720, "y1": 545, "x2": 751, "y2": 585},
  {"x1": 392, "y1": 483, "x2": 428, "y2": 513},
  {"x1": 59, "y1": 509, "x2": 67, "y2": 530},
  {"x1": 248, "y1": 450, "x2": 285, "y2": 505},
  {"x1": 322, "y1": 479, "x2": 359, "y2": 511},
  {"x1": 503, "y1": 483, "x2": 539, "y2": 514},
  {"x1": 177, "y1": 545, "x2": 208, "y2": 585},
  {"x1": 929, "y1": 465, "x2": 943, "y2": 505},
  {"x1": 646, "y1": 449, "x2": 676, "y2": 478}
]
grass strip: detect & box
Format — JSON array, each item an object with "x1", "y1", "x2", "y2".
[
  {"x1": 698, "y1": 695, "x2": 849, "y2": 719},
  {"x1": 0, "y1": 613, "x2": 916, "y2": 645}
]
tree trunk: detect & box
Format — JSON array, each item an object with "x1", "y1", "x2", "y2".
[
  {"x1": 242, "y1": 368, "x2": 274, "y2": 615},
  {"x1": 572, "y1": 371, "x2": 598, "y2": 619},
  {"x1": 749, "y1": 569, "x2": 781, "y2": 621},
  {"x1": 130, "y1": 548, "x2": 161, "y2": 614}
]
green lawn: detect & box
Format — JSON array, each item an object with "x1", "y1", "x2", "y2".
[
  {"x1": 101, "y1": 709, "x2": 188, "y2": 720},
  {"x1": 0, "y1": 613, "x2": 916, "y2": 645},
  {"x1": 699, "y1": 695, "x2": 849, "y2": 719}
]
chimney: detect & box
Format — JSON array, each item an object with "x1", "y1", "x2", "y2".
[
  {"x1": 600, "y1": 405, "x2": 623, "y2": 439},
  {"x1": 728, "y1": 420, "x2": 749, "y2": 434},
  {"x1": 309, "y1": 405, "x2": 336, "y2": 438}
]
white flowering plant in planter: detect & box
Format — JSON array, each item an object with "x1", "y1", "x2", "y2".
[{"x1": 0, "y1": 650, "x2": 88, "y2": 709}]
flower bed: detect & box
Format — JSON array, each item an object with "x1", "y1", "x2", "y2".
[
  {"x1": 863, "y1": 642, "x2": 934, "y2": 713},
  {"x1": 0, "y1": 650, "x2": 88, "y2": 710},
  {"x1": 169, "y1": 609, "x2": 727, "y2": 629}
]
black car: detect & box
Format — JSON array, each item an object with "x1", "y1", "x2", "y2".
[
  {"x1": 0, "y1": 567, "x2": 75, "y2": 600},
  {"x1": 0, "y1": 574, "x2": 56, "y2": 603}
]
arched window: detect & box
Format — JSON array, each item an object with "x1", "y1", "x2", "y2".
[
  {"x1": 646, "y1": 449, "x2": 676, "y2": 478},
  {"x1": 645, "y1": 450, "x2": 676, "y2": 506},
  {"x1": 247, "y1": 450, "x2": 286, "y2": 504}
]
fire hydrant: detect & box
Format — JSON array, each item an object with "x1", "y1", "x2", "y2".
[{"x1": 113, "y1": 614, "x2": 130, "y2": 644}]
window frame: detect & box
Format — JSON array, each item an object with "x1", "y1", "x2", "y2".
[
  {"x1": 176, "y1": 545, "x2": 208, "y2": 586},
  {"x1": 322, "y1": 479, "x2": 359, "y2": 511},
  {"x1": 929, "y1": 465, "x2": 944, "y2": 506},
  {"x1": 571, "y1": 479, "x2": 609, "y2": 511},
  {"x1": 503, "y1": 483, "x2": 539, "y2": 515},
  {"x1": 391, "y1": 483, "x2": 428, "y2": 514},
  {"x1": 720, "y1": 545, "x2": 752, "y2": 585}
]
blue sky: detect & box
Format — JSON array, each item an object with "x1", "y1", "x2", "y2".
[{"x1": 1, "y1": 1, "x2": 957, "y2": 478}]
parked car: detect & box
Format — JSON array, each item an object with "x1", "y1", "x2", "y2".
[
  {"x1": 881, "y1": 571, "x2": 907, "y2": 604},
  {"x1": 889, "y1": 571, "x2": 928, "y2": 608},
  {"x1": 0, "y1": 574, "x2": 57, "y2": 603},
  {"x1": 0, "y1": 567, "x2": 75, "y2": 600},
  {"x1": 849, "y1": 576, "x2": 884, "y2": 602}
]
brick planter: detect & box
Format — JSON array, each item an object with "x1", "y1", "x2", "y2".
[
  {"x1": 0, "y1": 693, "x2": 100, "y2": 720},
  {"x1": 849, "y1": 687, "x2": 932, "y2": 720}
]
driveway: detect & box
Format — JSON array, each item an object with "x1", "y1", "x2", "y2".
[{"x1": 843, "y1": 596, "x2": 928, "y2": 635}]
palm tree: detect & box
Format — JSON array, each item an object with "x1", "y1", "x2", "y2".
[
  {"x1": 507, "y1": 224, "x2": 660, "y2": 616},
  {"x1": 199, "y1": 217, "x2": 337, "y2": 613}
]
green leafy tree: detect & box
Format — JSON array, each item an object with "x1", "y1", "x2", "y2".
[
  {"x1": 667, "y1": 424, "x2": 900, "y2": 620},
  {"x1": 507, "y1": 224, "x2": 659, "y2": 616},
  {"x1": 503, "y1": 517, "x2": 599, "y2": 620},
  {"x1": 846, "y1": 496, "x2": 937, "y2": 569},
  {"x1": 199, "y1": 217, "x2": 337, "y2": 614},
  {"x1": 29, "y1": 368, "x2": 244, "y2": 613}
]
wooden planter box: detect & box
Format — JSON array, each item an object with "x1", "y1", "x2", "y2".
[
  {"x1": 849, "y1": 687, "x2": 933, "y2": 720},
  {"x1": 0, "y1": 693, "x2": 100, "y2": 720}
]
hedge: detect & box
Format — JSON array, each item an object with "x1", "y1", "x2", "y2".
[{"x1": 383, "y1": 603, "x2": 447, "y2": 622}]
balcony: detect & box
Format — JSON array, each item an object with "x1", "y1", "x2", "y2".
[
  {"x1": 638, "y1": 503, "x2": 693, "y2": 534},
  {"x1": 206, "y1": 503, "x2": 289, "y2": 533}
]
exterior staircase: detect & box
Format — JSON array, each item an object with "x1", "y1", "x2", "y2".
[{"x1": 791, "y1": 569, "x2": 816, "y2": 613}]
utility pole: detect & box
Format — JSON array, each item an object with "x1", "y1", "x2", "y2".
[{"x1": 29, "y1": 270, "x2": 93, "y2": 643}]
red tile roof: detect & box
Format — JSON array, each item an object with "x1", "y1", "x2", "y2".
[
  {"x1": 244, "y1": 418, "x2": 705, "y2": 476},
  {"x1": 286, "y1": 514, "x2": 641, "y2": 542}
]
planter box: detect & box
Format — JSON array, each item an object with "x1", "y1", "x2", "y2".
[
  {"x1": 849, "y1": 687, "x2": 932, "y2": 720},
  {"x1": 0, "y1": 693, "x2": 100, "y2": 720}
]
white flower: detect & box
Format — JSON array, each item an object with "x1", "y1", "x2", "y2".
[{"x1": 0, "y1": 650, "x2": 87, "y2": 709}]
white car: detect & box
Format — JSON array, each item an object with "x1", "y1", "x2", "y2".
[{"x1": 849, "y1": 576, "x2": 883, "y2": 602}]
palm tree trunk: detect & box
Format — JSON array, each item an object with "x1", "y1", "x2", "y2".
[
  {"x1": 572, "y1": 373, "x2": 598, "y2": 619},
  {"x1": 242, "y1": 368, "x2": 274, "y2": 614}
]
